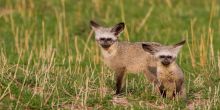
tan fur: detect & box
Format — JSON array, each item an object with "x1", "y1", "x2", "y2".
[{"x1": 156, "y1": 62, "x2": 186, "y2": 99}]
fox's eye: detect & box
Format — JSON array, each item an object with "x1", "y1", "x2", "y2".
[
  {"x1": 167, "y1": 56, "x2": 172, "y2": 59},
  {"x1": 106, "y1": 38, "x2": 112, "y2": 41},
  {"x1": 159, "y1": 55, "x2": 165, "y2": 58},
  {"x1": 100, "y1": 38, "x2": 105, "y2": 41}
]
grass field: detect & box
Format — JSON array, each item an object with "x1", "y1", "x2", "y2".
[{"x1": 0, "y1": 0, "x2": 220, "y2": 109}]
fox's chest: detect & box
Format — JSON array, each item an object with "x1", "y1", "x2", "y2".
[
  {"x1": 157, "y1": 69, "x2": 178, "y2": 83},
  {"x1": 103, "y1": 57, "x2": 116, "y2": 67},
  {"x1": 101, "y1": 50, "x2": 122, "y2": 68}
]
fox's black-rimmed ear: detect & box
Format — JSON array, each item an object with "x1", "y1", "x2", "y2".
[
  {"x1": 111, "y1": 22, "x2": 125, "y2": 36},
  {"x1": 90, "y1": 20, "x2": 100, "y2": 30},
  {"x1": 172, "y1": 40, "x2": 186, "y2": 55},
  {"x1": 173, "y1": 40, "x2": 186, "y2": 48},
  {"x1": 142, "y1": 43, "x2": 158, "y2": 55}
]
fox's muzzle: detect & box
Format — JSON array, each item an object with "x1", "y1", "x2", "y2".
[
  {"x1": 161, "y1": 60, "x2": 171, "y2": 66},
  {"x1": 97, "y1": 38, "x2": 117, "y2": 50},
  {"x1": 101, "y1": 44, "x2": 111, "y2": 49}
]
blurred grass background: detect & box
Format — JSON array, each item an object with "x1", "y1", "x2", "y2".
[{"x1": 0, "y1": 0, "x2": 220, "y2": 109}]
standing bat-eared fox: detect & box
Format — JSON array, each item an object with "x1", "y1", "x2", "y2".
[{"x1": 90, "y1": 20, "x2": 161, "y2": 95}]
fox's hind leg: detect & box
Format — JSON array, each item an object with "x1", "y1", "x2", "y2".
[
  {"x1": 175, "y1": 80, "x2": 186, "y2": 100},
  {"x1": 176, "y1": 85, "x2": 186, "y2": 100}
]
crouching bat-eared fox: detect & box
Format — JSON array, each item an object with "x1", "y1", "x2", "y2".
[
  {"x1": 90, "y1": 20, "x2": 185, "y2": 99},
  {"x1": 142, "y1": 40, "x2": 186, "y2": 99}
]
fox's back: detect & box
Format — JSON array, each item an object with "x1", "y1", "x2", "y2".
[{"x1": 104, "y1": 42, "x2": 160, "y2": 73}]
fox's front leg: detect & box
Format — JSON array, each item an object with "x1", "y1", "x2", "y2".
[
  {"x1": 164, "y1": 82, "x2": 176, "y2": 99},
  {"x1": 166, "y1": 90, "x2": 174, "y2": 99},
  {"x1": 143, "y1": 69, "x2": 158, "y2": 84},
  {"x1": 115, "y1": 68, "x2": 126, "y2": 95},
  {"x1": 154, "y1": 84, "x2": 161, "y2": 95}
]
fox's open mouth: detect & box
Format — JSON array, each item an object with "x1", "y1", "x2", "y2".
[{"x1": 101, "y1": 44, "x2": 111, "y2": 49}]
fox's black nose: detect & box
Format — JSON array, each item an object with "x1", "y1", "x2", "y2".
[
  {"x1": 101, "y1": 44, "x2": 111, "y2": 49},
  {"x1": 161, "y1": 60, "x2": 170, "y2": 66}
]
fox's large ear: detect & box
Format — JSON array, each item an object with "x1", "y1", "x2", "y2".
[
  {"x1": 111, "y1": 22, "x2": 125, "y2": 36},
  {"x1": 142, "y1": 43, "x2": 158, "y2": 55},
  {"x1": 172, "y1": 40, "x2": 186, "y2": 54},
  {"x1": 90, "y1": 20, "x2": 100, "y2": 30}
]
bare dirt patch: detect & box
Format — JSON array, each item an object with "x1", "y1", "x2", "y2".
[
  {"x1": 111, "y1": 96, "x2": 130, "y2": 107},
  {"x1": 187, "y1": 93, "x2": 207, "y2": 110}
]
